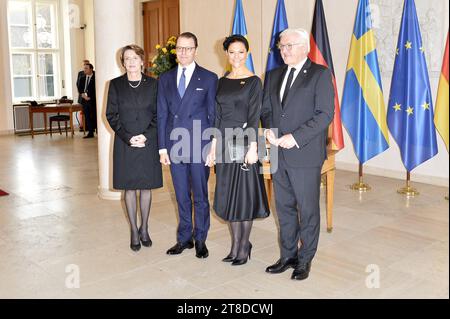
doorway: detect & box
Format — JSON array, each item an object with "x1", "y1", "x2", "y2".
[{"x1": 142, "y1": 0, "x2": 180, "y2": 69}]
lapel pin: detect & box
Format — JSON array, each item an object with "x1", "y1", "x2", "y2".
[{"x1": 240, "y1": 81, "x2": 246, "y2": 85}]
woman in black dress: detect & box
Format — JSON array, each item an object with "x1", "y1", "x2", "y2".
[
  {"x1": 106, "y1": 45, "x2": 163, "y2": 252},
  {"x1": 206, "y1": 35, "x2": 270, "y2": 265}
]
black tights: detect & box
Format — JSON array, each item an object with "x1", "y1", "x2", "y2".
[
  {"x1": 124, "y1": 190, "x2": 152, "y2": 245},
  {"x1": 229, "y1": 220, "x2": 253, "y2": 260}
]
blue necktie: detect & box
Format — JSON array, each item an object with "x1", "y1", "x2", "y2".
[{"x1": 178, "y1": 68, "x2": 186, "y2": 98}]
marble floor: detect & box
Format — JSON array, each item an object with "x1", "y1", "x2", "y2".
[{"x1": 0, "y1": 133, "x2": 448, "y2": 299}]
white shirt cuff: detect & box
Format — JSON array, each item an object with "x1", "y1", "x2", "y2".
[
  {"x1": 293, "y1": 137, "x2": 300, "y2": 148},
  {"x1": 159, "y1": 149, "x2": 168, "y2": 155}
]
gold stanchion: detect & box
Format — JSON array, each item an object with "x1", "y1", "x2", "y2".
[
  {"x1": 397, "y1": 171, "x2": 419, "y2": 196},
  {"x1": 350, "y1": 163, "x2": 371, "y2": 191}
]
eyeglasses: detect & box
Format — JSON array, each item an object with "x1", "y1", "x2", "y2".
[
  {"x1": 277, "y1": 42, "x2": 303, "y2": 51},
  {"x1": 175, "y1": 46, "x2": 196, "y2": 53}
]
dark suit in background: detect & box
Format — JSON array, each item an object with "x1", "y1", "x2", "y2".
[
  {"x1": 77, "y1": 73, "x2": 97, "y2": 136},
  {"x1": 261, "y1": 59, "x2": 334, "y2": 266},
  {"x1": 76, "y1": 70, "x2": 85, "y2": 104}
]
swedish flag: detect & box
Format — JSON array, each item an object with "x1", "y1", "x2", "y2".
[
  {"x1": 387, "y1": 0, "x2": 438, "y2": 172},
  {"x1": 341, "y1": 0, "x2": 389, "y2": 164},
  {"x1": 231, "y1": 0, "x2": 254, "y2": 72}
]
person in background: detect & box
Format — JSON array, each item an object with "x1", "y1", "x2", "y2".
[
  {"x1": 77, "y1": 63, "x2": 97, "y2": 138},
  {"x1": 76, "y1": 60, "x2": 90, "y2": 131},
  {"x1": 76, "y1": 60, "x2": 90, "y2": 104}
]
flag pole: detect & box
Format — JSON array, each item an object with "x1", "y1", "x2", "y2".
[
  {"x1": 350, "y1": 163, "x2": 371, "y2": 191},
  {"x1": 397, "y1": 171, "x2": 419, "y2": 196},
  {"x1": 321, "y1": 175, "x2": 326, "y2": 188}
]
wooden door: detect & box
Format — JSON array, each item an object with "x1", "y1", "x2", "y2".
[
  {"x1": 163, "y1": 0, "x2": 180, "y2": 42},
  {"x1": 143, "y1": 0, "x2": 163, "y2": 68},
  {"x1": 143, "y1": 0, "x2": 179, "y2": 69}
]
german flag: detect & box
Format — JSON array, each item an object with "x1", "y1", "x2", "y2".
[
  {"x1": 435, "y1": 31, "x2": 449, "y2": 152},
  {"x1": 308, "y1": 0, "x2": 344, "y2": 151}
]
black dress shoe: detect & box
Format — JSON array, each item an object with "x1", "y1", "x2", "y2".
[
  {"x1": 291, "y1": 262, "x2": 311, "y2": 280},
  {"x1": 166, "y1": 240, "x2": 194, "y2": 255},
  {"x1": 83, "y1": 134, "x2": 94, "y2": 139},
  {"x1": 265, "y1": 257, "x2": 298, "y2": 274},
  {"x1": 195, "y1": 241, "x2": 209, "y2": 259}
]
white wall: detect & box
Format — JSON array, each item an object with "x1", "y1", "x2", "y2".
[
  {"x1": 179, "y1": 0, "x2": 449, "y2": 185},
  {"x1": 325, "y1": 0, "x2": 449, "y2": 186},
  {"x1": 67, "y1": 0, "x2": 85, "y2": 99},
  {"x1": 83, "y1": 0, "x2": 95, "y2": 62}
]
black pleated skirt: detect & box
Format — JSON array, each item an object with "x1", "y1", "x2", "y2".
[{"x1": 213, "y1": 162, "x2": 270, "y2": 222}]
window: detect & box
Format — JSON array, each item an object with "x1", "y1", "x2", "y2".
[{"x1": 8, "y1": 0, "x2": 60, "y2": 101}]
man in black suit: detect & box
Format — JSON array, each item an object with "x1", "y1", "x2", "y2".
[
  {"x1": 77, "y1": 63, "x2": 96, "y2": 138},
  {"x1": 261, "y1": 28, "x2": 334, "y2": 280},
  {"x1": 76, "y1": 60, "x2": 90, "y2": 104}
]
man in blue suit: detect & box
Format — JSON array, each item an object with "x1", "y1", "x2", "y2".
[{"x1": 158, "y1": 32, "x2": 218, "y2": 259}]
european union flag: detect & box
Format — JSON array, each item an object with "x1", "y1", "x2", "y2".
[
  {"x1": 266, "y1": 0, "x2": 288, "y2": 72},
  {"x1": 232, "y1": 0, "x2": 254, "y2": 72},
  {"x1": 341, "y1": 0, "x2": 389, "y2": 164},
  {"x1": 387, "y1": 0, "x2": 438, "y2": 172}
]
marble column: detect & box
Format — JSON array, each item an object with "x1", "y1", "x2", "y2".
[
  {"x1": 94, "y1": 0, "x2": 136, "y2": 199},
  {"x1": 0, "y1": 0, "x2": 14, "y2": 134}
]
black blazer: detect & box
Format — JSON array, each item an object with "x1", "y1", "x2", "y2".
[
  {"x1": 77, "y1": 73, "x2": 96, "y2": 107},
  {"x1": 106, "y1": 73, "x2": 162, "y2": 190},
  {"x1": 261, "y1": 59, "x2": 334, "y2": 168},
  {"x1": 106, "y1": 74, "x2": 158, "y2": 148}
]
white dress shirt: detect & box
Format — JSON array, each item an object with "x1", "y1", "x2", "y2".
[
  {"x1": 269, "y1": 58, "x2": 307, "y2": 149},
  {"x1": 84, "y1": 75, "x2": 92, "y2": 94},
  {"x1": 279, "y1": 58, "x2": 308, "y2": 102}
]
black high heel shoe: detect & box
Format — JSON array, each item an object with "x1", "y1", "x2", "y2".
[
  {"x1": 139, "y1": 229, "x2": 152, "y2": 247},
  {"x1": 231, "y1": 243, "x2": 252, "y2": 266},
  {"x1": 130, "y1": 238, "x2": 141, "y2": 252},
  {"x1": 222, "y1": 254, "x2": 236, "y2": 263}
]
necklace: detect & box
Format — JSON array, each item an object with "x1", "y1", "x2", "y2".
[{"x1": 128, "y1": 77, "x2": 142, "y2": 89}]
